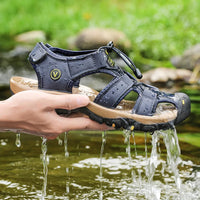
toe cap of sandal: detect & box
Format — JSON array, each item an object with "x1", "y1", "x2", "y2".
[{"x1": 174, "y1": 92, "x2": 191, "y2": 125}]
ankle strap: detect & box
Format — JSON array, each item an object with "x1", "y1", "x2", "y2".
[{"x1": 28, "y1": 42, "x2": 124, "y2": 92}]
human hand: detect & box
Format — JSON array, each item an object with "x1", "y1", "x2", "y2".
[{"x1": 0, "y1": 90, "x2": 109, "y2": 139}]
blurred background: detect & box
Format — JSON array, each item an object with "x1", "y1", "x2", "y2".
[{"x1": 0, "y1": 0, "x2": 200, "y2": 76}]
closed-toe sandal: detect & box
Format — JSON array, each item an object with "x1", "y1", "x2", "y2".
[{"x1": 10, "y1": 41, "x2": 191, "y2": 132}]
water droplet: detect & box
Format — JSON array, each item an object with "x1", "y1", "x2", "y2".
[
  {"x1": 64, "y1": 132, "x2": 69, "y2": 157},
  {"x1": 57, "y1": 136, "x2": 63, "y2": 146},
  {"x1": 15, "y1": 132, "x2": 21, "y2": 148}
]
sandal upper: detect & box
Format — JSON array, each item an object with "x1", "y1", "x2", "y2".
[
  {"x1": 29, "y1": 42, "x2": 124, "y2": 92},
  {"x1": 28, "y1": 42, "x2": 190, "y2": 122}
]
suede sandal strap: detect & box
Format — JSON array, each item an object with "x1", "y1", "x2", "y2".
[
  {"x1": 94, "y1": 73, "x2": 135, "y2": 108},
  {"x1": 28, "y1": 42, "x2": 123, "y2": 92},
  {"x1": 132, "y1": 88, "x2": 158, "y2": 116}
]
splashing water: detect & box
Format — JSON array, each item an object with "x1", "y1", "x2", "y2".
[
  {"x1": 15, "y1": 132, "x2": 21, "y2": 148},
  {"x1": 40, "y1": 137, "x2": 49, "y2": 200},
  {"x1": 71, "y1": 127, "x2": 186, "y2": 199},
  {"x1": 144, "y1": 127, "x2": 184, "y2": 200},
  {"x1": 2, "y1": 129, "x2": 199, "y2": 199}
]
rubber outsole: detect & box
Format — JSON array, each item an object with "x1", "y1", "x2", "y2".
[{"x1": 55, "y1": 108, "x2": 174, "y2": 132}]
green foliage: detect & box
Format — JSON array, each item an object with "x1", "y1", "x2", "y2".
[
  {"x1": 0, "y1": 0, "x2": 200, "y2": 67},
  {"x1": 178, "y1": 133, "x2": 200, "y2": 147}
]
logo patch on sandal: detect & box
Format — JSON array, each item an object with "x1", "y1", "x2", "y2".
[{"x1": 50, "y1": 69, "x2": 61, "y2": 80}]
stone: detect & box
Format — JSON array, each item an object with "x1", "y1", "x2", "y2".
[
  {"x1": 67, "y1": 28, "x2": 131, "y2": 52},
  {"x1": 15, "y1": 30, "x2": 46, "y2": 43},
  {"x1": 0, "y1": 45, "x2": 35, "y2": 86},
  {"x1": 142, "y1": 67, "x2": 192, "y2": 85},
  {"x1": 5, "y1": 45, "x2": 32, "y2": 58},
  {"x1": 171, "y1": 44, "x2": 200, "y2": 70}
]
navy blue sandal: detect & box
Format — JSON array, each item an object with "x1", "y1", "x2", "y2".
[{"x1": 10, "y1": 42, "x2": 191, "y2": 132}]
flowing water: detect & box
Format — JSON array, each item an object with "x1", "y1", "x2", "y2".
[
  {"x1": 40, "y1": 137, "x2": 49, "y2": 200},
  {"x1": 99, "y1": 131, "x2": 106, "y2": 178},
  {"x1": 99, "y1": 131, "x2": 106, "y2": 200},
  {"x1": 0, "y1": 129, "x2": 200, "y2": 199}
]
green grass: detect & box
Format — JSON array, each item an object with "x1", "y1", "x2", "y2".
[
  {"x1": 178, "y1": 133, "x2": 200, "y2": 147},
  {"x1": 0, "y1": 0, "x2": 200, "y2": 68}
]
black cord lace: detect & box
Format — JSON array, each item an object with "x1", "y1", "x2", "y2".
[{"x1": 98, "y1": 41, "x2": 143, "y2": 79}]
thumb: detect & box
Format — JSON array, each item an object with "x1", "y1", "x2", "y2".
[{"x1": 50, "y1": 94, "x2": 90, "y2": 110}]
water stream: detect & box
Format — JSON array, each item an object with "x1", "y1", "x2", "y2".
[
  {"x1": 145, "y1": 131, "x2": 162, "y2": 199},
  {"x1": 144, "y1": 132, "x2": 148, "y2": 159},
  {"x1": 99, "y1": 131, "x2": 106, "y2": 178},
  {"x1": 132, "y1": 131, "x2": 138, "y2": 157},
  {"x1": 40, "y1": 137, "x2": 49, "y2": 200},
  {"x1": 99, "y1": 131, "x2": 106, "y2": 200},
  {"x1": 123, "y1": 129, "x2": 132, "y2": 162}
]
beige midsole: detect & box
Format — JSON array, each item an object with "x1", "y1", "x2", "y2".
[{"x1": 10, "y1": 76, "x2": 177, "y2": 124}]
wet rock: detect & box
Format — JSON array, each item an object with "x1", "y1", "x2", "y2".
[
  {"x1": 0, "y1": 45, "x2": 31, "y2": 70},
  {"x1": 15, "y1": 30, "x2": 46, "y2": 43},
  {"x1": 0, "y1": 45, "x2": 35, "y2": 86},
  {"x1": 67, "y1": 28, "x2": 131, "y2": 52},
  {"x1": 3, "y1": 45, "x2": 32, "y2": 59},
  {"x1": 141, "y1": 67, "x2": 192, "y2": 91},
  {"x1": 171, "y1": 44, "x2": 200, "y2": 70}
]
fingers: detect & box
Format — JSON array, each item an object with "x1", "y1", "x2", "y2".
[
  {"x1": 49, "y1": 94, "x2": 90, "y2": 110},
  {"x1": 57, "y1": 116, "x2": 110, "y2": 132}
]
